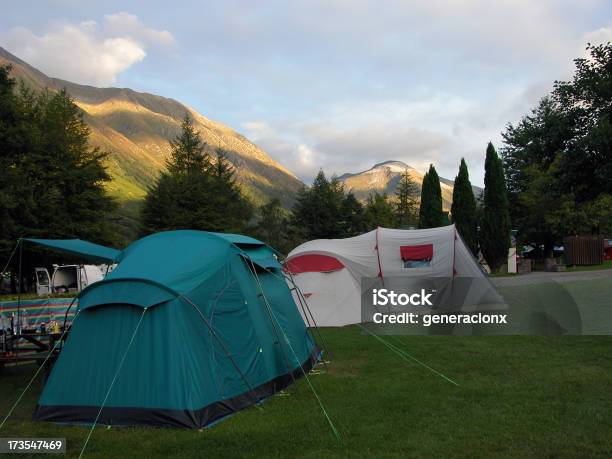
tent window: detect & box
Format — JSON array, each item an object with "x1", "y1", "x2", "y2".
[
  {"x1": 400, "y1": 244, "x2": 433, "y2": 268},
  {"x1": 283, "y1": 254, "x2": 344, "y2": 274}
]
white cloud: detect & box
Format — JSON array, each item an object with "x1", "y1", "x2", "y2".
[
  {"x1": 104, "y1": 12, "x2": 175, "y2": 47},
  {"x1": 1, "y1": 13, "x2": 175, "y2": 86}
]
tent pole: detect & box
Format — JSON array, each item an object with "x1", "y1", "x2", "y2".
[
  {"x1": 451, "y1": 226, "x2": 457, "y2": 310},
  {"x1": 16, "y1": 240, "x2": 23, "y2": 334},
  {"x1": 246, "y1": 259, "x2": 297, "y2": 385},
  {"x1": 285, "y1": 271, "x2": 331, "y2": 362},
  {"x1": 0, "y1": 239, "x2": 20, "y2": 280},
  {"x1": 62, "y1": 295, "x2": 78, "y2": 332},
  {"x1": 287, "y1": 275, "x2": 313, "y2": 328},
  {"x1": 375, "y1": 227, "x2": 385, "y2": 286}
]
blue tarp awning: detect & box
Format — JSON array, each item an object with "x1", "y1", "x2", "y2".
[{"x1": 23, "y1": 238, "x2": 121, "y2": 263}]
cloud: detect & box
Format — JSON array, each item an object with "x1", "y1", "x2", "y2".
[
  {"x1": 1, "y1": 13, "x2": 174, "y2": 86},
  {"x1": 4, "y1": 1, "x2": 611, "y2": 188},
  {"x1": 104, "y1": 12, "x2": 175, "y2": 47},
  {"x1": 243, "y1": 91, "x2": 497, "y2": 184}
]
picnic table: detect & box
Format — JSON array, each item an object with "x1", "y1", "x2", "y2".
[{"x1": 0, "y1": 329, "x2": 68, "y2": 378}]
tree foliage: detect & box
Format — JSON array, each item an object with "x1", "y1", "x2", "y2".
[
  {"x1": 141, "y1": 115, "x2": 253, "y2": 234},
  {"x1": 290, "y1": 170, "x2": 346, "y2": 240},
  {"x1": 364, "y1": 192, "x2": 395, "y2": 230},
  {"x1": 289, "y1": 170, "x2": 370, "y2": 243},
  {"x1": 0, "y1": 64, "x2": 116, "y2": 252},
  {"x1": 394, "y1": 170, "x2": 419, "y2": 228},
  {"x1": 501, "y1": 43, "x2": 612, "y2": 251},
  {"x1": 418, "y1": 164, "x2": 444, "y2": 228},
  {"x1": 250, "y1": 197, "x2": 292, "y2": 254},
  {"x1": 341, "y1": 192, "x2": 367, "y2": 236},
  {"x1": 450, "y1": 158, "x2": 478, "y2": 255},
  {"x1": 480, "y1": 143, "x2": 511, "y2": 272}
]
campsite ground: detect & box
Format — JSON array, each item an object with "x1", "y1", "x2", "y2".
[{"x1": 1, "y1": 274, "x2": 612, "y2": 458}]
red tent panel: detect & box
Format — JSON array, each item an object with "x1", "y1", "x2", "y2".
[
  {"x1": 400, "y1": 244, "x2": 433, "y2": 261},
  {"x1": 284, "y1": 254, "x2": 345, "y2": 274}
]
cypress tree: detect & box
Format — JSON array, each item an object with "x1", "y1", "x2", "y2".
[
  {"x1": 450, "y1": 158, "x2": 478, "y2": 256},
  {"x1": 418, "y1": 164, "x2": 444, "y2": 228},
  {"x1": 480, "y1": 142, "x2": 511, "y2": 272}
]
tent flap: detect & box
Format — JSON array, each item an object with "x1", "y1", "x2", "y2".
[
  {"x1": 23, "y1": 238, "x2": 121, "y2": 263},
  {"x1": 78, "y1": 279, "x2": 176, "y2": 310}
]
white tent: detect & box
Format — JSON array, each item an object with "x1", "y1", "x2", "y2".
[{"x1": 284, "y1": 225, "x2": 498, "y2": 327}]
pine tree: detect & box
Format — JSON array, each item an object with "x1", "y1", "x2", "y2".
[
  {"x1": 480, "y1": 143, "x2": 511, "y2": 272},
  {"x1": 166, "y1": 115, "x2": 210, "y2": 174},
  {"x1": 141, "y1": 119, "x2": 253, "y2": 234},
  {"x1": 0, "y1": 74, "x2": 116, "y2": 247},
  {"x1": 42, "y1": 89, "x2": 117, "y2": 242},
  {"x1": 0, "y1": 65, "x2": 21, "y2": 257},
  {"x1": 290, "y1": 170, "x2": 345, "y2": 240},
  {"x1": 250, "y1": 198, "x2": 290, "y2": 253},
  {"x1": 208, "y1": 149, "x2": 253, "y2": 232},
  {"x1": 418, "y1": 164, "x2": 444, "y2": 228},
  {"x1": 395, "y1": 169, "x2": 419, "y2": 228},
  {"x1": 450, "y1": 158, "x2": 478, "y2": 255}
]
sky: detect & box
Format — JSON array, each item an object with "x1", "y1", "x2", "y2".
[{"x1": 2, "y1": 0, "x2": 612, "y2": 186}]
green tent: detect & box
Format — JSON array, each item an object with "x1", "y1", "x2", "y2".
[{"x1": 33, "y1": 230, "x2": 317, "y2": 428}]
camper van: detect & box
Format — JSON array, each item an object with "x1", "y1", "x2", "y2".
[{"x1": 34, "y1": 265, "x2": 105, "y2": 296}]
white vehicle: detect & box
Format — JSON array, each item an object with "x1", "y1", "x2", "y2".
[{"x1": 34, "y1": 265, "x2": 106, "y2": 295}]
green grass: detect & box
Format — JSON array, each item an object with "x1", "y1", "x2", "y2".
[
  {"x1": 1, "y1": 330, "x2": 612, "y2": 458},
  {"x1": 565, "y1": 260, "x2": 612, "y2": 272}
]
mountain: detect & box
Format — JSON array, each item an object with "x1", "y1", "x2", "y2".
[
  {"x1": 0, "y1": 47, "x2": 302, "y2": 210},
  {"x1": 338, "y1": 160, "x2": 483, "y2": 210}
]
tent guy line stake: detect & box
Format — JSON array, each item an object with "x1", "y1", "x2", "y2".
[
  {"x1": 246, "y1": 266, "x2": 340, "y2": 440},
  {"x1": 79, "y1": 308, "x2": 147, "y2": 459},
  {"x1": 0, "y1": 304, "x2": 79, "y2": 431},
  {"x1": 357, "y1": 324, "x2": 459, "y2": 387}
]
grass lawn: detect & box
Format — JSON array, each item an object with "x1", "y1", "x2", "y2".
[
  {"x1": 565, "y1": 260, "x2": 612, "y2": 272},
  {"x1": 1, "y1": 329, "x2": 612, "y2": 458}
]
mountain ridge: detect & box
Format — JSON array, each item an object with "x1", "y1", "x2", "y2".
[
  {"x1": 338, "y1": 160, "x2": 482, "y2": 210},
  {"x1": 1, "y1": 46, "x2": 481, "y2": 219},
  {"x1": 0, "y1": 46, "x2": 302, "y2": 208}
]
